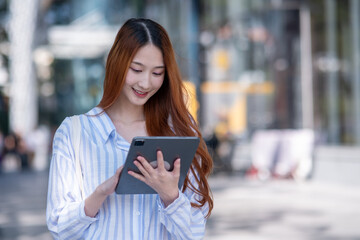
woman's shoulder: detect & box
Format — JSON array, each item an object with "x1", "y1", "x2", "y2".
[
  {"x1": 56, "y1": 107, "x2": 101, "y2": 133},
  {"x1": 51, "y1": 117, "x2": 73, "y2": 159},
  {"x1": 54, "y1": 117, "x2": 72, "y2": 138},
  {"x1": 53, "y1": 112, "x2": 87, "y2": 142}
]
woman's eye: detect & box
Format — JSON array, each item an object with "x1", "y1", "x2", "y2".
[
  {"x1": 153, "y1": 72, "x2": 163, "y2": 76},
  {"x1": 130, "y1": 67, "x2": 142, "y2": 73}
]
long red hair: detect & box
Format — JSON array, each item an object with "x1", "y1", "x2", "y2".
[{"x1": 98, "y1": 18, "x2": 213, "y2": 217}]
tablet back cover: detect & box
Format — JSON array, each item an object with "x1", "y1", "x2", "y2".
[{"x1": 116, "y1": 136, "x2": 200, "y2": 194}]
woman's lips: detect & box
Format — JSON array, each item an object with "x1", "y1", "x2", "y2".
[{"x1": 132, "y1": 88, "x2": 148, "y2": 98}]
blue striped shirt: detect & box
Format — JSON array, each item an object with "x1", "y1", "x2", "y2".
[{"x1": 46, "y1": 107, "x2": 208, "y2": 239}]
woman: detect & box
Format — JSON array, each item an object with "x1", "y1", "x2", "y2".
[{"x1": 46, "y1": 18, "x2": 213, "y2": 239}]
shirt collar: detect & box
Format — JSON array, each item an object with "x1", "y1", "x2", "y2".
[{"x1": 86, "y1": 107, "x2": 116, "y2": 143}]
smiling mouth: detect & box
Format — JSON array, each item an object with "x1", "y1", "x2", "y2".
[{"x1": 132, "y1": 88, "x2": 148, "y2": 97}]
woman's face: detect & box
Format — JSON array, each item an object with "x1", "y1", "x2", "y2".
[{"x1": 121, "y1": 44, "x2": 165, "y2": 107}]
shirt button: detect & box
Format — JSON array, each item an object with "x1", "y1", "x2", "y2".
[{"x1": 136, "y1": 211, "x2": 140, "y2": 216}]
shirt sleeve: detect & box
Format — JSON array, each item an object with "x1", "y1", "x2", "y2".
[
  {"x1": 46, "y1": 117, "x2": 97, "y2": 239},
  {"x1": 157, "y1": 166, "x2": 209, "y2": 240}
]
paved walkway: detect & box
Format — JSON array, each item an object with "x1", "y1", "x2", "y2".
[
  {"x1": 1, "y1": 171, "x2": 360, "y2": 240},
  {"x1": 0, "y1": 171, "x2": 51, "y2": 240},
  {"x1": 205, "y1": 174, "x2": 360, "y2": 240}
]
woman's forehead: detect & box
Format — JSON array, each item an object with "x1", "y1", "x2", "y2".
[{"x1": 132, "y1": 44, "x2": 164, "y2": 68}]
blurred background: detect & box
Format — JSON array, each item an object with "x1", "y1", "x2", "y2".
[{"x1": 0, "y1": 0, "x2": 360, "y2": 239}]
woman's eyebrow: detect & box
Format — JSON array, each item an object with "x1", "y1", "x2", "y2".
[{"x1": 132, "y1": 61, "x2": 165, "y2": 69}]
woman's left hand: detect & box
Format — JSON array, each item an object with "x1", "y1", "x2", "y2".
[{"x1": 128, "y1": 150, "x2": 180, "y2": 207}]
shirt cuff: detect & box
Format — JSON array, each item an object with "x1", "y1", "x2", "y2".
[
  {"x1": 157, "y1": 189, "x2": 189, "y2": 215},
  {"x1": 78, "y1": 200, "x2": 99, "y2": 224}
]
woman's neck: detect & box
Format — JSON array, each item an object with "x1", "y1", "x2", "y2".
[
  {"x1": 106, "y1": 100, "x2": 145, "y2": 125},
  {"x1": 106, "y1": 100, "x2": 147, "y2": 143}
]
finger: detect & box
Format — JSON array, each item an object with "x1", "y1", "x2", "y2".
[
  {"x1": 133, "y1": 160, "x2": 151, "y2": 178},
  {"x1": 114, "y1": 166, "x2": 124, "y2": 181},
  {"x1": 128, "y1": 170, "x2": 146, "y2": 183},
  {"x1": 136, "y1": 156, "x2": 155, "y2": 173},
  {"x1": 172, "y1": 158, "x2": 181, "y2": 178},
  {"x1": 116, "y1": 166, "x2": 124, "y2": 175},
  {"x1": 157, "y1": 150, "x2": 165, "y2": 170}
]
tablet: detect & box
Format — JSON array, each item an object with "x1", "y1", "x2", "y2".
[{"x1": 115, "y1": 136, "x2": 200, "y2": 194}]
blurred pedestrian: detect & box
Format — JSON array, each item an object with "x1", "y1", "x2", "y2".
[
  {"x1": 46, "y1": 18, "x2": 213, "y2": 239},
  {"x1": 1, "y1": 132, "x2": 21, "y2": 172},
  {"x1": 25, "y1": 125, "x2": 51, "y2": 171},
  {"x1": 16, "y1": 133, "x2": 31, "y2": 171}
]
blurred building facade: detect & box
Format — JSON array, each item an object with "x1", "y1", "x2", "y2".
[{"x1": 0, "y1": 0, "x2": 359, "y2": 184}]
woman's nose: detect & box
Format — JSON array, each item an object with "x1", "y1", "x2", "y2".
[{"x1": 138, "y1": 73, "x2": 151, "y2": 89}]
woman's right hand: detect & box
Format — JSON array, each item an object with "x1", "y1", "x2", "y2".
[
  {"x1": 96, "y1": 166, "x2": 123, "y2": 196},
  {"x1": 85, "y1": 166, "x2": 123, "y2": 217}
]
